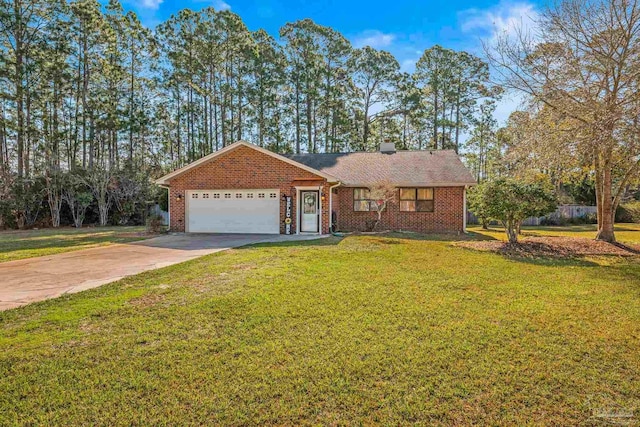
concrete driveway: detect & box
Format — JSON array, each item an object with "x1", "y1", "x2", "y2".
[{"x1": 0, "y1": 233, "x2": 325, "y2": 311}]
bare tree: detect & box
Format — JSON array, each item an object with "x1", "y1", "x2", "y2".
[
  {"x1": 368, "y1": 182, "x2": 397, "y2": 231},
  {"x1": 62, "y1": 173, "x2": 93, "y2": 228},
  {"x1": 84, "y1": 168, "x2": 112, "y2": 226},
  {"x1": 45, "y1": 172, "x2": 64, "y2": 228},
  {"x1": 487, "y1": 0, "x2": 640, "y2": 242}
]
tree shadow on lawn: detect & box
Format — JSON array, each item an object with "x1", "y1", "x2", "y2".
[
  {"x1": 379, "y1": 230, "x2": 497, "y2": 242},
  {"x1": 0, "y1": 231, "x2": 144, "y2": 256},
  {"x1": 456, "y1": 238, "x2": 640, "y2": 268},
  {"x1": 242, "y1": 236, "x2": 345, "y2": 249},
  {"x1": 241, "y1": 231, "x2": 640, "y2": 271}
]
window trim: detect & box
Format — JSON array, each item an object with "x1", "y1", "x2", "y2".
[{"x1": 399, "y1": 187, "x2": 434, "y2": 212}]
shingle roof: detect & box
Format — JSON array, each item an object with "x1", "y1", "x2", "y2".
[{"x1": 283, "y1": 150, "x2": 476, "y2": 187}]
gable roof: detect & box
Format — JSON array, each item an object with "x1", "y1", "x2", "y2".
[
  {"x1": 283, "y1": 150, "x2": 476, "y2": 187},
  {"x1": 155, "y1": 141, "x2": 339, "y2": 186}
]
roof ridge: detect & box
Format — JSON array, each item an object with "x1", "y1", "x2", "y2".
[{"x1": 285, "y1": 149, "x2": 459, "y2": 156}]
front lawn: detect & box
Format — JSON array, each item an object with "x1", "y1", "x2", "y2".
[
  {"x1": 0, "y1": 226, "x2": 149, "y2": 263},
  {"x1": 1, "y1": 233, "x2": 639, "y2": 425},
  {"x1": 469, "y1": 222, "x2": 640, "y2": 244}
]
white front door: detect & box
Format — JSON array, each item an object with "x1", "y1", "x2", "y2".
[{"x1": 300, "y1": 191, "x2": 319, "y2": 233}]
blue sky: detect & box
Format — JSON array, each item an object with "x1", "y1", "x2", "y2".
[{"x1": 124, "y1": 0, "x2": 542, "y2": 123}]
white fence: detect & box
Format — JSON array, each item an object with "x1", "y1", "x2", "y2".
[
  {"x1": 149, "y1": 204, "x2": 169, "y2": 225},
  {"x1": 467, "y1": 204, "x2": 597, "y2": 226}
]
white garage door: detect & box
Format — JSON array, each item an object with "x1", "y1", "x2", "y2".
[{"x1": 186, "y1": 189, "x2": 280, "y2": 234}]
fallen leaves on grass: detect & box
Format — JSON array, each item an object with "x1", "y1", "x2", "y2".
[
  {"x1": 129, "y1": 292, "x2": 165, "y2": 307},
  {"x1": 455, "y1": 236, "x2": 640, "y2": 259}
]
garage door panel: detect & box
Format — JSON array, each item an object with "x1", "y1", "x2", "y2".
[{"x1": 187, "y1": 189, "x2": 280, "y2": 234}]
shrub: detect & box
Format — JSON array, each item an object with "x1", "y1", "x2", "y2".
[
  {"x1": 469, "y1": 179, "x2": 557, "y2": 243},
  {"x1": 146, "y1": 214, "x2": 166, "y2": 233},
  {"x1": 567, "y1": 213, "x2": 598, "y2": 225},
  {"x1": 616, "y1": 201, "x2": 640, "y2": 223}
]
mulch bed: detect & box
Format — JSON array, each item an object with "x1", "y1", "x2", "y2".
[{"x1": 456, "y1": 236, "x2": 640, "y2": 259}]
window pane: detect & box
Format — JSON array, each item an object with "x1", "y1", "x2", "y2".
[
  {"x1": 354, "y1": 200, "x2": 370, "y2": 211},
  {"x1": 353, "y1": 188, "x2": 370, "y2": 200},
  {"x1": 417, "y1": 200, "x2": 434, "y2": 212},
  {"x1": 400, "y1": 188, "x2": 416, "y2": 200},
  {"x1": 400, "y1": 200, "x2": 416, "y2": 211},
  {"x1": 417, "y1": 188, "x2": 433, "y2": 200}
]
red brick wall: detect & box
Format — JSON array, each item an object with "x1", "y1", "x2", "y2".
[
  {"x1": 167, "y1": 145, "x2": 330, "y2": 234},
  {"x1": 332, "y1": 186, "x2": 465, "y2": 233}
]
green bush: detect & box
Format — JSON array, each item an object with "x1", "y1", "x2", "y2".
[
  {"x1": 616, "y1": 201, "x2": 640, "y2": 223},
  {"x1": 572, "y1": 212, "x2": 598, "y2": 224},
  {"x1": 468, "y1": 179, "x2": 557, "y2": 243}
]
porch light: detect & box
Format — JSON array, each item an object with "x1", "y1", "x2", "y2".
[
  {"x1": 321, "y1": 193, "x2": 326, "y2": 202},
  {"x1": 176, "y1": 193, "x2": 182, "y2": 202}
]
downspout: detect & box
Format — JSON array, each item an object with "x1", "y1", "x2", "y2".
[
  {"x1": 463, "y1": 185, "x2": 468, "y2": 234},
  {"x1": 158, "y1": 184, "x2": 170, "y2": 230},
  {"x1": 329, "y1": 181, "x2": 342, "y2": 235}
]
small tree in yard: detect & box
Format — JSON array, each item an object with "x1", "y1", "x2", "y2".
[
  {"x1": 470, "y1": 179, "x2": 557, "y2": 243},
  {"x1": 369, "y1": 182, "x2": 397, "y2": 231}
]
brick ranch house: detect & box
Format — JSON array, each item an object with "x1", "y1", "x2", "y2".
[{"x1": 155, "y1": 140, "x2": 476, "y2": 235}]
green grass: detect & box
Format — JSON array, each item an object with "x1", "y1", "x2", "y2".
[
  {"x1": 0, "y1": 226, "x2": 149, "y2": 263},
  {"x1": 1, "y1": 232, "x2": 639, "y2": 425},
  {"x1": 468, "y1": 222, "x2": 640, "y2": 244}
]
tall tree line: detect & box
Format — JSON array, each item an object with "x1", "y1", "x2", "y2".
[
  {"x1": 0, "y1": 0, "x2": 497, "y2": 228},
  {"x1": 1, "y1": 0, "x2": 497, "y2": 173}
]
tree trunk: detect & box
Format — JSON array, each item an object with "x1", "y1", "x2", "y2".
[
  {"x1": 363, "y1": 95, "x2": 371, "y2": 150},
  {"x1": 595, "y1": 162, "x2": 616, "y2": 242},
  {"x1": 432, "y1": 81, "x2": 438, "y2": 149},
  {"x1": 306, "y1": 89, "x2": 312, "y2": 153},
  {"x1": 504, "y1": 220, "x2": 518, "y2": 243},
  {"x1": 15, "y1": 0, "x2": 25, "y2": 178},
  {"x1": 295, "y1": 71, "x2": 301, "y2": 153}
]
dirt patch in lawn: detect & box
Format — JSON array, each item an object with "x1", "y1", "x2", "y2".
[
  {"x1": 115, "y1": 231, "x2": 156, "y2": 238},
  {"x1": 129, "y1": 293, "x2": 165, "y2": 307},
  {"x1": 456, "y1": 236, "x2": 640, "y2": 259}
]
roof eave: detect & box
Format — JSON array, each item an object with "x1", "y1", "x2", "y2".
[{"x1": 340, "y1": 181, "x2": 477, "y2": 187}]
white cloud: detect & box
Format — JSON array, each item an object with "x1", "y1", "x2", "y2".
[
  {"x1": 136, "y1": 0, "x2": 163, "y2": 10},
  {"x1": 458, "y1": 0, "x2": 538, "y2": 42},
  {"x1": 455, "y1": 1, "x2": 539, "y2": 125},
  {"x1": 494, "y1": 93, "x2": 526, "y2": 125},
  {"x1": 400, "y1": 58, "x2": 418, "y2": 73},
  {"x1": 213, "y1": 0, "x2": 231, "y2": 11},
  {"x1": 353, "y1": 30, "x2": 396, "y2": 49}
]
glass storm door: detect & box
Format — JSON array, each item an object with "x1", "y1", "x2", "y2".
[{"x1": 300, "y1": 191, "x2": 319, "y2": 233}]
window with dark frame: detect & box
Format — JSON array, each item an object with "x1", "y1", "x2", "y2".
[
  {"x1": 353, "y1": 188, "x2": 378, "y2": 212},
  {"x1": 399, "y1": 188, "x2": 434, "y2": 212}
]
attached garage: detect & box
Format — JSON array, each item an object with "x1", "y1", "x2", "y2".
[
  {"x1": 156, "y1": 141, "x2": 339, "y2": 234},
  {"x1": 186, "y1": 189, "x2": 280, "y2": 234}
]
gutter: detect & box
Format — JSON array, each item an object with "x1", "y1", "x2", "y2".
[
  {"x1": 463, "y1": 185, "x2": 468, "y2": 234},
  {"x1": 328, "y1": 181, "x2": 342, "y2": 234}
]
